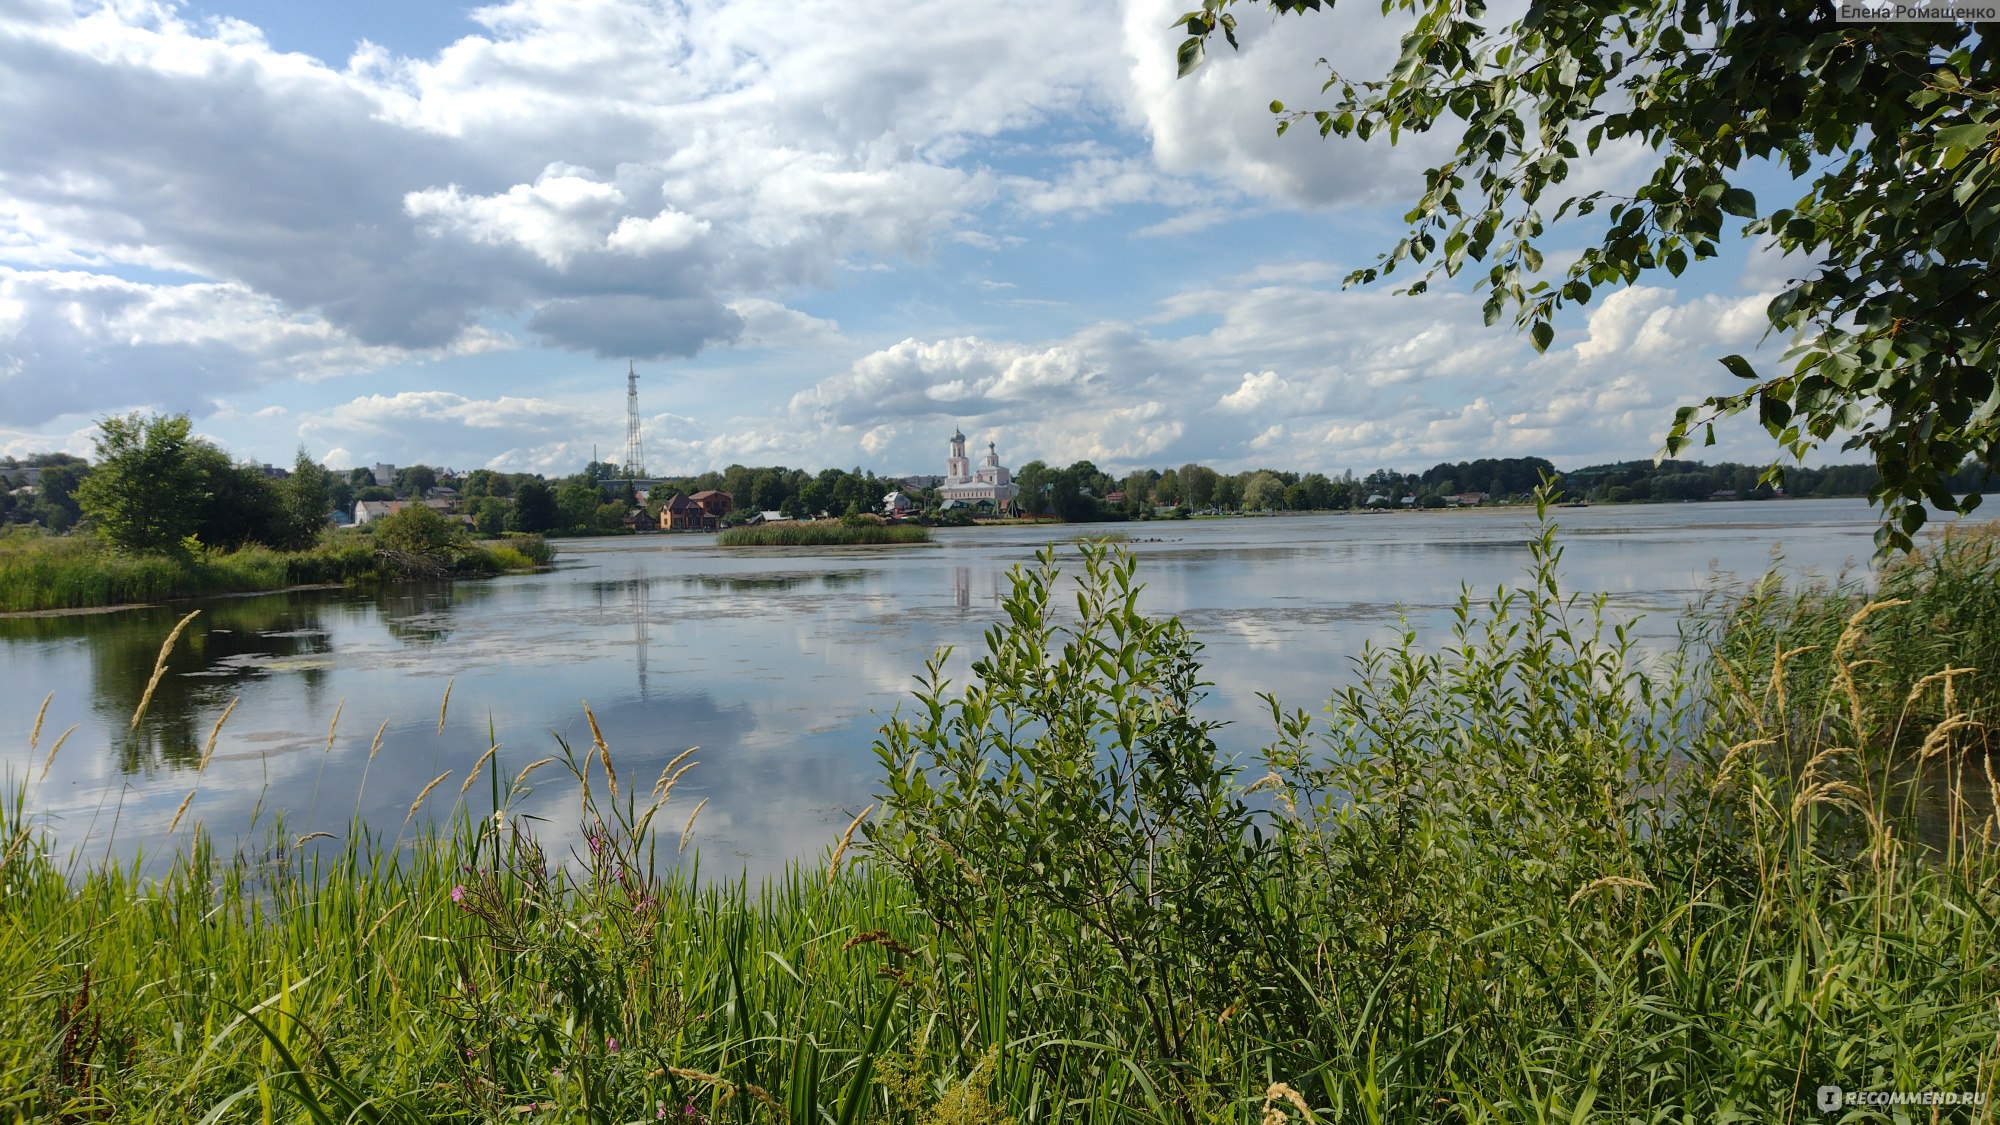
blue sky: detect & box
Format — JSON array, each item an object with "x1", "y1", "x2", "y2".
[{"x1": 0, "y1": 0, "x2": 1803, "y2": 479}]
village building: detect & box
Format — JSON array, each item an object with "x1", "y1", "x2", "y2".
[
  {"x1": 936, "y1": 429, "x2": 1018, "y2": 513},
  {"x1": 354, "y1": 498, "x2": 465, "y2": 527},
  {"x1": 657, "y1": 489, "x2": 733, "y2": 531}
]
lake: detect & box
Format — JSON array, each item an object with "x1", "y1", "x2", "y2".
[{"x1": 0, "y1": 500, "x2": 1913, "y2": 875}]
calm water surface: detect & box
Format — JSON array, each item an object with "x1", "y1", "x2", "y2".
[{"x1": 0, "y1": 501, "x2": 1916, "y2": 874}]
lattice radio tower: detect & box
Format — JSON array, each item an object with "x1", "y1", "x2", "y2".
[{"x1": 623, "y1": 361, "x2": 645, "y2": 479}]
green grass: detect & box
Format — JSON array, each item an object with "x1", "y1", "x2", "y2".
[
  {"x1": 0, "y1": 529, "x2": 553, "y2": 613},
  {"x1": 1696, "y1": 520, "x2": 2000, "y2": 754},
  {"x1": 4, "y1": 509, "x2": 1996, "y2": 1122},
  {"x1": 715, "y1": 522, "x2": 930, "y2": 547}
]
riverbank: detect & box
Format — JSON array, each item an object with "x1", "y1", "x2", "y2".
[
  {"x1": 0, "y1": 529, "x2": 554, "y2": 613},
  {"x1": 4, "y1": 512, "x2": 1994, "y2": 1121}
]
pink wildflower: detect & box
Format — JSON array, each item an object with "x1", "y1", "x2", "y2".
[{"x1": 451, "y1": 884, "x2": 466, "y2": 903}]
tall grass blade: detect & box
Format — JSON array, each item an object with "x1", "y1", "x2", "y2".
[{"x1": 130, "y1": 609, "x2": 199, "y2": 729}]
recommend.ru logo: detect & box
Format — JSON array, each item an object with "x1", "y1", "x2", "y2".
[{"x1": 1818, "y1": 1085, "x2": 1987, "y2": 1112}]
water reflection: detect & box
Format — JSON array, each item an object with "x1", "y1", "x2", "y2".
[
  {"x1": 0, "y1": 499, "x2": 1947, "y2": 877},
  {"x1": 683, "y1": 571, "x2": 867, "y2": 593},
  {"x1": 1, "y1": 598, "x2": 341, "y2": 773},
  {"x1": 635, "y1": 562, "x2": 651, "y2": 700},
  {"x1": 376, "y1": 583, "x2": 482, "y2": 647}
]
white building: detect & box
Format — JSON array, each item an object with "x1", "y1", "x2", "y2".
[
  {"x1": 936, "y1": 429, "x2": 1018, "y2": 511},
  {"x1": 355, "y1": 498, "x2": 456, "y2": 526}
]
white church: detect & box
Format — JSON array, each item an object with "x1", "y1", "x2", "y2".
[{"x1": 937, "y1": 428, "x2": 1019, "y2": 512}]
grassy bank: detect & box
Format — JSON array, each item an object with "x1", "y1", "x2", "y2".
[
  {"x1": 0, "y1": 528, "x2": 554, "y2": 613},
  {"x1": 4, "y1": 509, "x2": 1996, "y2": 1121},
  {"x1": 716, "y1": 522, "x2": 930, "y2": 547}
]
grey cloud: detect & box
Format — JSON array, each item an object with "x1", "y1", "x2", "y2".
[
  {"x1": 0, "y1": 26, "x2": 514, "y2": 349},
  {"x1": 0, "y1": 269, "x2": 450, "y2": 426},
  {"x1": 0, "y1": 0, "x2": 1112, "y2": 395},
  {"x1": 527, "y1": 295, "x2": 744, "y2": 359}
]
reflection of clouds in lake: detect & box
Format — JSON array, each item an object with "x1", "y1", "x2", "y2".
[
  {"x1": 2, "y1": 500, "x2": 1930, "y2": 879},
  {"x1": 1177, "y1": 614, "x2": 1409, "y2": 679},
  {"x1": 27, "y1": 680, "x2": 867, "y2": 882}
]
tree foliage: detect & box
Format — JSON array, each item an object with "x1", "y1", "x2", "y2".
[
  {"x1": 369, "y1": 502, "x2": 470, "y2": 571},
  {"x1": 185, "y1": 445, "x2": 282, "y2": 548},
  {"x1": 72, "y1": 414, "x2": 344, "y2": 553},
  {"x1": 1177, "y1": 0, "x2": 1998, "y2": 549},
  {"x1": 33, "y1": 463, "x2": 87, "y2": 532},
  {"x1": 273, "y1": 447, "x2": 335, "y2": 550},
  {"x1": 395, "y1": 464, "x2": 438, "y2": 499},
  {"x1": 509, "y1": 480, "x2": 559, "y2": 534},
  {"x1": 77, "y1": 413, "x2": 204, "y2": 553}
]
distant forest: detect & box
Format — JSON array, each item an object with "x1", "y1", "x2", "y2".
[{"x1": 7, "y1": 449, "x2": 1996, "y2": 536}]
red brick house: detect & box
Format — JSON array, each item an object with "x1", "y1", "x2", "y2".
[{"x1": 657, "y1": 490, "x2": 734, "y2": 531}]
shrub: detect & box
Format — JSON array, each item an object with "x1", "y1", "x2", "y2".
[
  {"x1": 869, "y1": 502, "x2": 2000, "y2": 1121},
  {"x1": 369, "y1": 504, "x2": 472, "y2": 576},
  {"x1": 872, "y1": 543, "x2": 1264, "y2": 1095}
]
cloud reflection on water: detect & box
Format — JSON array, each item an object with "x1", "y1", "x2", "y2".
[{"x1": 1, "y1": 500, "x2": 1900, "y2": 878}]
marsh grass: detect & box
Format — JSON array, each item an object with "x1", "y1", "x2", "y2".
[
  {"x1": 1700, "y1": 521, "x2": 2000, "y2": 756},
  {"x1": 0, "y1": 528, "x2": 552, "y2": 612},
  {"x1": 4, "y1": 503, "x2": 1996, "y2": 1122},
  {"x1": 716, "y1": 523, "x2": 930, "y2": 547}
]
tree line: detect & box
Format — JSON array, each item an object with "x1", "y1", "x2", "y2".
[
  {"x1": 4, "y1": 417, "x2": 1962, "y2": 546},
  {"x1": 2, "y1": 416, "x2": 335, "y2": 553}
]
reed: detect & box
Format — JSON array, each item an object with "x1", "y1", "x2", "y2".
[
  {"x1": 3, "y1": 505, "x2": 1995, "y2": 1123},
  {"x1": 0, "y1": 527, "x2": 553, "y2": 612},
  {"x1": 1697, "y1": 520, "x2": 2000, "y2": 756},
  {"x1": 716, "y1": 522, "x2": 930, "y2": 547}
]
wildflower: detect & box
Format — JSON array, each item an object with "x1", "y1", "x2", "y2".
[
  {"x1": 451, "y1": 884, "x2": 466, "y2": 903},
  {"x1": 606, "y1": 1037, "x2": 619, "y2": 1053}
]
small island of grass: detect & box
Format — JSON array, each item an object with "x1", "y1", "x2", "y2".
[{"x1": 715, "y1": 521, "x2": 930, "y2": 547}]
